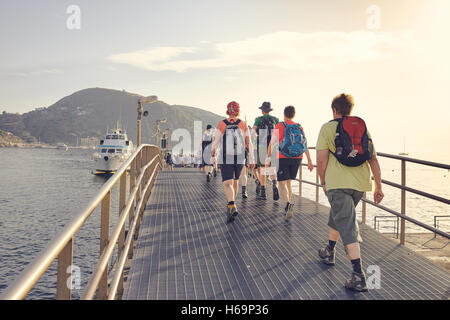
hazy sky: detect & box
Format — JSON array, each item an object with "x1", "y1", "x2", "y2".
[{"x1": 1, "y1": 0, "x2": 449, "y2": 156}]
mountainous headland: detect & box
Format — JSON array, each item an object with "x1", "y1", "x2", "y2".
[{"x1": 0, "y1": 88, "x2": 223, "y2": 147}]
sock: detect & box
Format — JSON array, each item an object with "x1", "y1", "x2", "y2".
[
  {"x1": 285, "y1": 202, "x2": 290, "y2": 211},
  {"x1": 327, "y1": 240, "x2": 337, "y2": 251},
  {"x1": 228, "y1": 201, "x2": 235, "y2": 206},
  {"x1": 261, "y1": 186, "x2": 266, "y2": 191},
  {"x1": 272, "y1": 180, "x2": 277, "y2": 186},
  {"x1": 242, "y1": 186, "x2": 246, "y2": 191},
  {"x1": 351, "y1": 258, "x2": 362, "y2": 274}
]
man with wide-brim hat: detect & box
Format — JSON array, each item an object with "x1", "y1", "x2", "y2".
[{"x1": 251, "y1": 102, "x2": 280, "y2": 201}]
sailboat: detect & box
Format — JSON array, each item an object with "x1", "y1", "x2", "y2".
[{"x1": 398, "y1": 138, "x2": 409, "y2": 156}]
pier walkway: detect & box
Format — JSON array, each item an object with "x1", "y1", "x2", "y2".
[{"x1": 123, "y1": 168, "x2": 450, "y2": 300}]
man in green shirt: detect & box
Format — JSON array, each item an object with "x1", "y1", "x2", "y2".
[
  {"x1": 316, "y1": 93, "x2": 384, "y2": 292},
  {"x1": 252, "y1": 102, "x2": 279, "y2": 201}
]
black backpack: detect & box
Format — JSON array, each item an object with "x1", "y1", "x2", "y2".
[
  {"x1": 257, "y1": 116, "x2": 276, "y2": 146},
  {"x1": 222, "y1": 119, "x2": 245, "y2": 161},
  {"x1": 330, "y1": 116, "x2": 373, "y2": 167}
]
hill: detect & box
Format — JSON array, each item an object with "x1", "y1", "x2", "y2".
[
  {"x1": 0, "y1": 129, "x2": 26, "y2": 147},
  {"x1": 0, "y1": 88, "x2": 223, "y2": 146}
]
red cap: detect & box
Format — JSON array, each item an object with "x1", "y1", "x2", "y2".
[{"x1": 227, "y1": 101, "x2": 240, "y2": 116}]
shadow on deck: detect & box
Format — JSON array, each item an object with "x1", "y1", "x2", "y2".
[{"x1": 123, "y1": 168, "x2": 450, "y2": 300}]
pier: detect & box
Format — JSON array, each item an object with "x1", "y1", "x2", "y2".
[{"x1": 1, "y1": 145, "x2": 449, "y2": 300}]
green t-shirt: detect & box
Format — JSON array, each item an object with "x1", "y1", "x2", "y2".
[
  {"x1": 253, "y1": 115, "x2": 279, "y2": 129},
  {"x1": 253, "y1": 115, "x2": 279, "y2": 148},
  {"x1": 316, "y1": 120, "x2": 376, "y2": 192}
]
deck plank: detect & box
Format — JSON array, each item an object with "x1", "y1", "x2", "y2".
[{"x1": 123, "y1": 168, "x2": 450, "y2": 300}]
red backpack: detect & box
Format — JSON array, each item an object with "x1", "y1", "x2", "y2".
[{"x1": 330, "y1": 116, "x2": 373, "y2": 167}]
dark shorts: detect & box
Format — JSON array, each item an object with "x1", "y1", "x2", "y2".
[
  {"x1": 277, "y1": 158, "x2": 302, "y2": 181},
  {"x1": 220, "y1": 164, "x2": 244, "y2": 182}
]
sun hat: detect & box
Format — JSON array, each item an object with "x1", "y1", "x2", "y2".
[{"x1": 259, "y1": 101, "x2": 273, "y2": 112}]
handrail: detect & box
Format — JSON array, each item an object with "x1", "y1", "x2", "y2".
[
  {"x1": 376, "y1": 152, "x2": 450, "y2": 170},
  {"x1": 82, "y1": 155, "x2": 160, "y2": 299},
  {"x1": 296, "y1": 150, "x2": 450, "y2": 244},
  {"x1": 1, "y1": 144, "x2": 162, "y2": 300}
]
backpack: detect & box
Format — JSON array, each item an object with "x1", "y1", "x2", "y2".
[
  {"x1": 278, "y1": 122, "x2": 307, "y2": 158},
  {"x1": 330, "y1": 116, "x2": 373, "y2": 167},
  {"x1": 222, "y1": 119, "x2": 245, "y2": 162},
  {"x1": 257, "y1": 116, "x2": 276, "y2": 146}
]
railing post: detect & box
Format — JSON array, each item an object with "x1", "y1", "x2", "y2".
[
  {"x1": 56, "y1": 238, "x2": 73, "y2": 300},
  {"x1": 298, "y1": 165, "x2": 302, "y2": 197},
  {"x1": 128, "y1": 157, "x2": 136, "y2": 259},
  {"x1": 362, "y1": 193, "x2": 367, "y2": 224},
  {"x1": 117, "y1": 173, "x2": 127, "y2": 297},
  {"x1": 99, "y1": 191, "x2": 110, "y2": 300},
  {"x1": 315, "y1": 169, "x2": 319, "y2": 203},
  {"x1": 400, "y1": 160, "x2": 406, "y2": 245}
]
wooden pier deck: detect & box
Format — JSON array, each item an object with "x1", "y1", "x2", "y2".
[{"x1": 123, "y1": 168, "x2": 450, "y2": 300}]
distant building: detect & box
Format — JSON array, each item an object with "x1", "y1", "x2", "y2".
[{"x1": 80, "y1": 136, "x2": 99, "y2": 148}]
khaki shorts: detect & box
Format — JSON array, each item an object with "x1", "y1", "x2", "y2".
[{"x1": 327, "y1": 189, "x2": 364, "y2": 246}]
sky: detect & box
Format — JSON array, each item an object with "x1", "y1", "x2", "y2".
[{"x1": 0, "y1": 0, "x2": 449, "y2": 158}]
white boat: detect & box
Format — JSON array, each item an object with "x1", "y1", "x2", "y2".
[{"x1": 93, "y1": 123, "x2": 134, "y2": 175}]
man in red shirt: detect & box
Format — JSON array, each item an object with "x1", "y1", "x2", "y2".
[
  {"x1": 211, "y1": 101, "x2": 255, "y2": 223},
  {"x1": 266, "y1": 106, "x2": 314, "y2": 220}
]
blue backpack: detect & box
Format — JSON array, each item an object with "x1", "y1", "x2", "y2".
[{"x1": 278, "y1": 122, "x2": 307, "y2": 158}]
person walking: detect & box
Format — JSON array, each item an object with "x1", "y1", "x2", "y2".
[
  {"x1": 211, "y1": 101, "x2": 255, "y2": 223},
  {"x1": 252, "y1": 102, "x2": 280, "y2": 201},
  {"x1": 266, "y1": 106, "x2": 314, "y2": 219},
  {"x1": 201, "y1": 124, "x2": 215, "y2": 182},
  {"x1": 316, "y1": 93, "x2": 384, "y2": 292},
  {"x1": 165, "y1": 152, "x2": 174, "y2": 171}
]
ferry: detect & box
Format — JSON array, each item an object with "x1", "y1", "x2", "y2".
[{"x1": 93, "y1": 123, "x2": 134, "y2": 175}]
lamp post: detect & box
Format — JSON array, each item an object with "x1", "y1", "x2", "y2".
[
  {"x1": 137, "y1": 96, "x2": 158, "y2": 147},
  {"x1": 155, "y1": 118, "x2": 167, "y2": 147}
]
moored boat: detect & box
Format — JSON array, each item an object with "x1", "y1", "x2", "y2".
[{"x1": 93, "y1": 123, "x2": 134, "y2": 175}]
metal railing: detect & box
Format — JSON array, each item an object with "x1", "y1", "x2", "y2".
[
  {"x1": 1, "y1": 144, "x2": 162, "y2": 300},
  {"x1": 434, "y1": 215, "x2": 450, "y2": 238},
  {"x1": 374, "y1": 216, "x2": 400, "y2": 238},
  {"x1": 296, "y1": 148, "x2": 450, "y2": 245}
]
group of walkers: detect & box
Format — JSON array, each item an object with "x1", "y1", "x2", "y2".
[{"x1": 191, "y1": 93, "x2": 385, "y2": 292}]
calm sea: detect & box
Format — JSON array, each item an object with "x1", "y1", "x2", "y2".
[
  {"x1": 0, "y1": 148, "x2": 122, "y2": 299},
  {"x1": 0, "y1": 148, "x2": 448, "y2": 299}
]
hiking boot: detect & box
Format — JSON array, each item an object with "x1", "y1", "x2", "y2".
[
  {"x1": 285, "y1": 203, "x2": 294, "y2": 220},
  {"x1": 273, "y1": 186, "x2": 279, "y2": 201},
  {"x1": 345, "y1": 271, "x2": 369, "y2": 292},
  {"x1": 226, "y1": 204, "x2": 238, "y2": 223},
  {"x1": 318, "y1": 246, "x2": 336, "y2": 266},
  {"x1": 259, "y1": 187, "x2": 267, "y2": 200},
  {"x1": 242, "y1": 187, "x2": 248, "y2": 199}
]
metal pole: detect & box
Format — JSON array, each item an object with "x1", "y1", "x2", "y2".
[
  {"x1": 298, "y1": 165, "x2": 302, "y2": 197},
  {"x1": 362, "y1": 192, "x2": 367, "y2": 224},
  {"x1": 56, "y1": 238, "x2": 73, "y2": 300},
  {"x1": 99, "y1": 191, "x2": 111, "y2": 299},
  {"x1": 315, "y1": 169, "x2": 319, "y2": 203},
  {"x1": 137, "y1": 102, "x2": 142, "y2": 147},
  {"x1": 400, "y1": 160, "x2": 406, "y2": 245}
]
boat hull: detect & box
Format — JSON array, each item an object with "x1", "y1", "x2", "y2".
[{"x1": 94, "y1": 157, "x2": 126, "y2": 175}]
